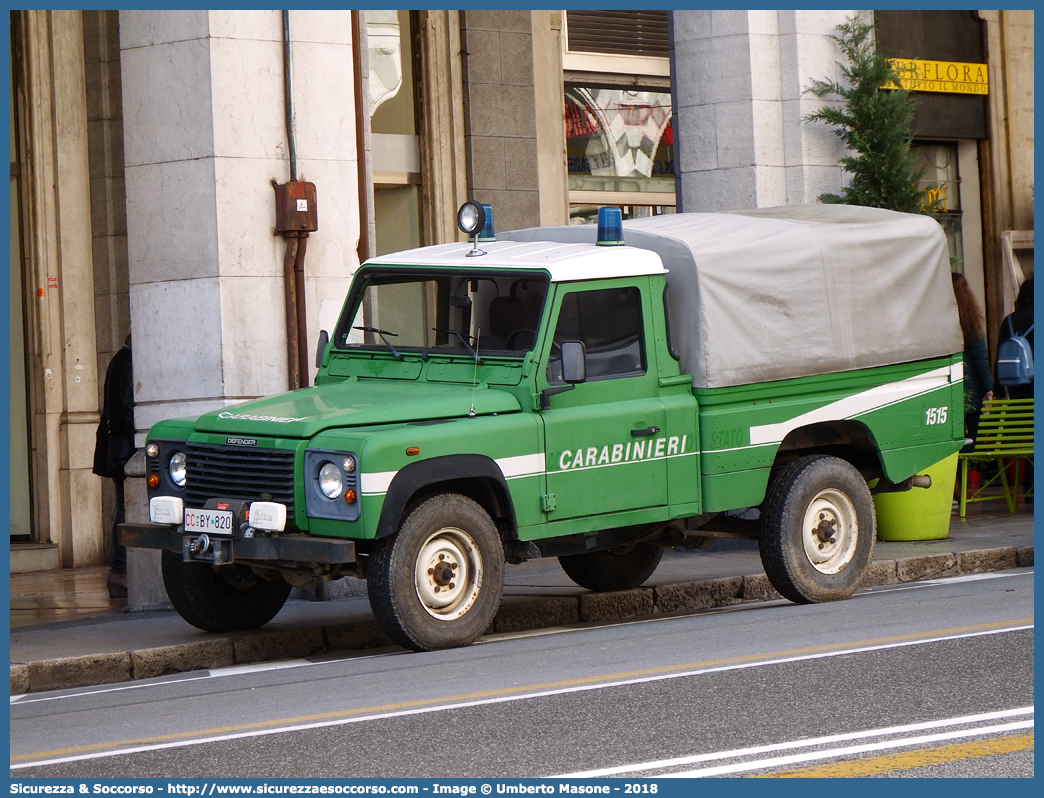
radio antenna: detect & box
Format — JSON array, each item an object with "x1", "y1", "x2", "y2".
[{"x1": 469, "y1": 328, "x2": 481, "y2": 418}]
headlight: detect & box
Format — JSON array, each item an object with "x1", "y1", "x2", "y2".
[
  {"x1": 318, "y1": 462, "x2": 343, "y2": 499},
  {"x1": 169, "y1": 451, "x2": 187, "y2": 487}
]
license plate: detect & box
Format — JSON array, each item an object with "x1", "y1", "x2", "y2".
[{"x1": 184, "y1": 508, "x2": 234, "y2": 536}]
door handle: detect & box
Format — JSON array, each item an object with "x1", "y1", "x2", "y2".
[{"x1": 631, "y1": 426, "x2": 660, "y2": 437}]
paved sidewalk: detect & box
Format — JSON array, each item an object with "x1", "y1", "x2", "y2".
[{"x1": 9, "y1": 508, "x2": 1034, "y2": 695}]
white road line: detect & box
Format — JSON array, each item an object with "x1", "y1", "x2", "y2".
[
  {"x1": 555, "y1": 707, "x2": 1034, "y2": 777},
  {"x1": 10, "y1": 624, "x2": 1033, "y2": 769},
  {"x1": 11, "y1": 572, "x2": 1033, "y2": 706},
  {"x1": 10, "y1": 652, "x2": 399, "y2": 705},
  {"x1": 866, "y1": 570, "x2": 1032, "y2": 595},
  {"x1": 664, "y1": 720, "x2": 1034, "y2": 778},
  {"x1": 920, "y1": 571, "x2": 1033, "y2": 586}
]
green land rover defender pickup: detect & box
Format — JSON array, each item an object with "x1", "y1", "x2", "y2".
[{"x1": 121, "y1": 203, "x2": 965, "y2": 651}]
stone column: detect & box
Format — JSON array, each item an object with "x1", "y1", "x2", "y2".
[
  {"x1": 119, "y1": 10, "x2": 361, "y2": 603},
  {"x1": 979, "y1": 9, "x2": 1035, "y2": 344},
  {"x1": 417, "y1": 10, "x2": 469, "y2": 246},
  {"x1": 17, "y1": 10, "x2": 104, "y2": 567},
  {"x1": 460, "y1": 11, "x2": 541, "y2": 232},
  {"x1": 671, "y1": 9, "x2": 854, "y2": 212},
  {"x1": 120, "y1": 10, "x2": 361, "y2": 433}
]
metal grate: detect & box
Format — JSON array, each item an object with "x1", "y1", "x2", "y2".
[
  {"x1": 566, "y1": 11, "x2": 670, "y2": 58},
  {"x1": 185, "y1": 443, "x2": 296, "y2": 517}
]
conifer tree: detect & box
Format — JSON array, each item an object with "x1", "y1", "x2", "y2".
[{"x1": 806, "y1": 19, "x2": 934, "y2": 213}]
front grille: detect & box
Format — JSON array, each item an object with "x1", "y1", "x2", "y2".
[{"x1": 185, "y1": 443, "x2": 296, "y2": 517}]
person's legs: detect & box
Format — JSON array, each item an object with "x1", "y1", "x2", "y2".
[{"x1": 108, "y1": 477, "x2": 128, "y2": 598}]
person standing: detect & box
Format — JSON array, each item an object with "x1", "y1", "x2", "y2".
[
  {"x1": 993, "y1": 276, "x2": 1034, "y2": 502},
  {"x1": 994, "y1": 276, "x2": 1034, "y2": 401},
  {"x1": 950, "y1": 273, "x2": 992, "y2": 449},
  {"x1": 93, "y1": 333, "x2": 135, "y2": 599}
]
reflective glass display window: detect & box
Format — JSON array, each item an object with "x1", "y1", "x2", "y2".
[
  {"x1": 566, "y1": 86, "x2": 674, "y2": 195},
  {"x1": 914, "y1": 142, "x2": 964, "y2": 270}
]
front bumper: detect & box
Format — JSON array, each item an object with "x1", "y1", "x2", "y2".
[{"x1": 119, "y1": 522, "x2": 357, "y2": 565}]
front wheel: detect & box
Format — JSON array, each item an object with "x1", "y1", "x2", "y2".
[
  {"x1": 558, "y1": 542, "x2": 664, "y2": 592},
  {"x1": 367, "y1": 493, "x2": 504, "y2": 651},
  {"x1": 161, "y1": 550, "x2": 292, "y2": 632},
  {"x1": 759, "y1": 455, "x2": 876, "y2": 603}
]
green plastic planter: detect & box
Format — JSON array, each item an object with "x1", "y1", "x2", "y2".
[{"x1": 873, "y1": 452, "x2": 959, "y2": 541}]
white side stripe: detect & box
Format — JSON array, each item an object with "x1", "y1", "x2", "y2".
[
  {"x1": 360, "y1": 453, "x2": 546, "y2": 496},
  {"x1": 497, "y1": 453, "x2": 545, "y2": 479},
  {"x1": 749, "y1": 365, "x2": 952, "y2": 446},
  {"x1": 359, "y1": 471, "x2": 397, "y2": 496}
]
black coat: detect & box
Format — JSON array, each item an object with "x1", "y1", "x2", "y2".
[{"x1": 93, "y1": 344, "x2": 135, "y2": 479}]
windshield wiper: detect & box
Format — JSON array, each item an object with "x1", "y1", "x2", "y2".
[
  {"x1": 353, "y1": 326, "x2": 403, "y2": 360},
  {"x1": 433, "y1": 329, "x2": 483, "y2": 363}
]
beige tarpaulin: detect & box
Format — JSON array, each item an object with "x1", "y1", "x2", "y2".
[{"x1": 503, "y1": 205, "x2": 963, "y2": 389}]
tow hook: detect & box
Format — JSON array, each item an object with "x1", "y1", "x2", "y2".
[{"x1": 189, "y1": 534, "x2": 211, "y2": 555}]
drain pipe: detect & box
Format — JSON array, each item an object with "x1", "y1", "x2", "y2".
[
  {"x1": 277, "y1": 10, "x2": 312, "y2": 390},
  {"x1": 352, "y1": 10, "x2": 373, "y2": 266},
  {"x1": 283, "y1": 10, "x2": 298, "y2": 182}
]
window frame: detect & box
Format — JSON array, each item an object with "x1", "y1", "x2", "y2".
[{"x1": 545, "y1": 284, "x2": 648, "y2": 385}]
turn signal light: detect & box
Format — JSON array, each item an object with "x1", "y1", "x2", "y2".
[
  {"x1": 406, "y1": 447, "x2": 420, "y2": 456},
  {"x1": 147, "y1": 474, "x2": 160, "y2": 488},
  {"x1": 344, "y1": 488, "x2": 357, "y2": 504}
]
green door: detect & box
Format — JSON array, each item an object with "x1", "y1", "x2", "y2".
[{"x1": 539, "y1": 282, "x2": 668, "y2": 521}]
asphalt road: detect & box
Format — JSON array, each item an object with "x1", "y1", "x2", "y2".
[{"x1": 11, "y1": 568, "x2": 1034, "y2": 779}]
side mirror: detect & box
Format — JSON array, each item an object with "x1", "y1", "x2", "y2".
[
  {"x1": 561, "y1": 341, "x2": 587, "y2": 384},
  {"x1": 315, "y1": 329, "x2": 329, "y2": 369}
]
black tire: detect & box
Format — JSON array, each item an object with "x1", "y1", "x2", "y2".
[
  {"x1": 759, "y1": 455, "x2": 876, "y2": 604},
  {"x1": 161, "y1": 550, "x2": 292, "y2": 633},
  {"x1": 558, "y1": 542, "x2": 664, "y2": 592},
  {"x1": 367, "y1": 493, "x2": 504, "y2": 651}
]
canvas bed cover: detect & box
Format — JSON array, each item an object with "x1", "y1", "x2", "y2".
[{"x1": 502, "y1": 204, "x2": 963, "y2": 389}]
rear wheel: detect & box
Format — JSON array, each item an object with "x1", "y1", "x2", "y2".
[
  {"x1": 161, "y1": 550, "x2": 292, "y2": 632},
  {"x1": 367, "y1": 493, "x2": 504, "y2": 651},
  {"x1": 558, "y1": 541, "x2": 664, "y2": 592},
  {"x1": 759, "y1": 455, "x2": 876, "y2": 603}
]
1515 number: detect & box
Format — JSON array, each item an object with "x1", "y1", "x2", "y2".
[{"x1": 925, "y1": 406, "x2": 948, "y2": 425}]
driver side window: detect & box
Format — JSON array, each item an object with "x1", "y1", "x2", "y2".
[{"x1": 546, "y1": 287, "x2": 646, "y2": 384}]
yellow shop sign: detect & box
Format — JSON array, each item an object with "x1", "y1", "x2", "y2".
[{"x1": 887, "y1": 58, "x2": 989, "y2": 95}]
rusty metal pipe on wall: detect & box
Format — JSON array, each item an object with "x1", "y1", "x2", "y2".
[
  {"x1": 281, "y1": 231, "x2": 301, "y2": 390},
  {"x1": 278, "y1": 11, "x2": 312, "y2": 390},
  {"x1": 283, "y1": 10, "x2": 298, "y2": 182},
  {"x1": 293, "y1": 233, "x2": 309, "y2": 388}
]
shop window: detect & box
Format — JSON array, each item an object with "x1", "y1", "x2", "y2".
[
  {"x1": 366, "y1": 9, "x2": 421, "y2": 256},
  {"x1": 914, "y1": 142, "x2": 964, "y2": 271},
  {"x1": 368, "y1": 9, "x2": 416, "y2": 136},
  {"x1": 565, "y1": 85, "x2": 675, "y2": 224},
  {"x1": 10, "y1": 66, "x2": 33, "y2": 542}
]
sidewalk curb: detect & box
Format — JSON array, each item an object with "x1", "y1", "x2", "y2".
[{"x1": 9, "y1": 545, "x2": 1033, "y2": 695}]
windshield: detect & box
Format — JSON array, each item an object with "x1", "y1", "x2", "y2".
[{"x1": 333, "y1": 269, "x2": 549, "y2": 357}]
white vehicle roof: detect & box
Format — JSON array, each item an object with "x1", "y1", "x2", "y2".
[
  {"x1": 363, "y1": 239, "x2": 666, "y2": 283},
  {"x1": 502, "y1": 205, "x2": 963, "y2": 389}
]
